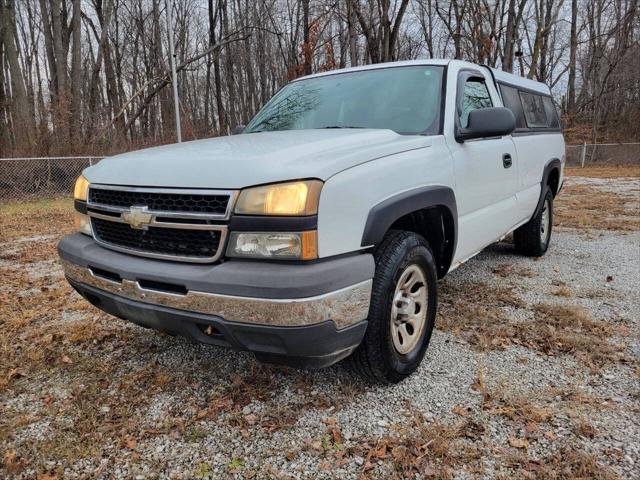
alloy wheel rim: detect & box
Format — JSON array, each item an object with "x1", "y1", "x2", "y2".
[
  {"x1": 540, "y1": 199, "x2": 551, "y2": 246},
  {"x1": 390, "y1": 264, "x2": 428, "y2": 355}
]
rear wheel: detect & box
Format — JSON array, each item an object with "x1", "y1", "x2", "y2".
[
  {"x1": 349, "y1": 231, "x2": 437, "y2": 384},
  {"x1": 514, "y1": 186, "x2": 553, "y2": 257}
]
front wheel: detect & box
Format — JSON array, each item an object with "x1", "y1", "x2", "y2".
[
  {"x1": 348, "y1": 231, "x2": 438, "y2": 384},
  {"x1": 514, "y1": 186, "x2": 554, "y2": 257}
]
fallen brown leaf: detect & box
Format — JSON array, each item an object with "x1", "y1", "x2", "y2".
[
  {"x1": 196, "y1": 409, "x2": 209, "y2": 420},
  {"x1": 509, "y1": 437, "x2": 529, "y2": 449},
  {"x1": 2, "y1": 450, "x2": 22, "y2": 472},
  {"x1": 373, "y1": 444, "x2": 387, "y2": 458},
  {"x1": 452, "y1": 405, "x2": 470, "y2": 416}
]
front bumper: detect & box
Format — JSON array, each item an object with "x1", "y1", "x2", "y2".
[{"x1": 58, "y1": 234, "x2": 374, "y2": 367}]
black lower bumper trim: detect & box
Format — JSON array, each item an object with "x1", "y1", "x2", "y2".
[{"x1": 68, "y1": 278, "x2": 367, "y2": 369}]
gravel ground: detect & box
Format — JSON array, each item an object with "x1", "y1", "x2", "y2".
[{"x1": 1, "y1": 174, "x2": 639, "y2": 479}]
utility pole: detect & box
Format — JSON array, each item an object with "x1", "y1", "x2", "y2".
[{"x1": 165, "y1": 0, "x2": 182, "y2": 142}]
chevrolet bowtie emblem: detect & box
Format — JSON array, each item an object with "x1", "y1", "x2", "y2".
[{"x1": 121, "y1": 206, "x2": 153, "y2": 229}]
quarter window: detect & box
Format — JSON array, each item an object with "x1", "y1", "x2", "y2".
[
  {"x1": 520, "y1": 91, "x2": 547, "y2": 128},
  {"x1": 459, "y1": 77, "x2": 492, "y2": 128},
  {"x1": 499, "y1": 84, "x2": 527, "y2": 129},
  {"x1": 542, "y1": 96, "x2": 560, "y2": 129}
]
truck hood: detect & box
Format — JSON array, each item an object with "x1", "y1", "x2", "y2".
[{"x1": 84, "y1": 129, "x2": 431, "y2": 189}]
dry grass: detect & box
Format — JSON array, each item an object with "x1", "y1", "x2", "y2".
[
  {"x1": 556, "y1": 164, "x2": 639, "y2": 232},
  {"x1": 348, "y1": 402, "x2": 620, "y2": 480},
  {"x1": 0, "y1": 198, "x2": 74, "y2": 242},
  {"x1": 349, "y1": 411, "x2": 485, "y2": 479},
  {"x1": 0, "y1": 173, "x2": 636, "y2": 477},
  {"x1": 0, "y1": 198, "x2": 83, "y2": 389},
  {"x1": 497, "y1": 447, "x2": 621, "y2": 480},
  {"x1": 491, "y1": 263, "x2": 536, "y2": 278},
  {"x1": 1, "y1": 228, "x2": 359, "y2": 476},
  {"x1": 438, "y1": 281, "x2": 625, "y2": 370},
  {"x1": 555, "y1": 183, "x2": 639, "y2": 231},
  {"x1": 468, "y1": 372, "x2": 620, "y2": 479},
  {"x1": 0, "y1": 198, "x2": 365, "y2": 476},
  {"x1": 551, "y1": 285, "x2": 574, "y2": 297},
  {"x1": 565, "y1": 165, "x2": 640, "y2": 178}
]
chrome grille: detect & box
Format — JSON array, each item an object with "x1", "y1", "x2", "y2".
[{"x1": 87, "y1": 185, "x2": 235, "y2": 263}]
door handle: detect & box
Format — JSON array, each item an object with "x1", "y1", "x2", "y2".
[{"x1": 502, "y1": 153, "x2": 513, "y2": 169}]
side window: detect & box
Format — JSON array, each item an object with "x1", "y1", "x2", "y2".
[
  {"x1": 520, "y1": 92, "x2": 547, "y2": 128},
  {"x1": 459, "y1": 77, "x2": 492, "y2": 128},
  {"x1": 499, "y1": 84, "x2": 527, "y2": 129},
  {"x1": 542, "y1": 96, "x2": 560, "y2": 129}
]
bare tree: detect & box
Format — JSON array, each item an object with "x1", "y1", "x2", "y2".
[
  {"x1": 0, "y1": 0, "x2": 638, "y2": 156},
  {"x1": 1, "y1": 0, "x2": 34, "y2": 150}
]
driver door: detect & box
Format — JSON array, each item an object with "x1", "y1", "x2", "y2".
[{"x1": 448, "y1": 70, "x2": 519, "y2": 262}]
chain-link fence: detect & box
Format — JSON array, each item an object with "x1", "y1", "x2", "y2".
[
  {"x1": 565, "y1": 143, "x2": 640, "y2": 167},
  {"x1": 0, "y1": 157, "x2": 102, "y2": 202},
  {"x1": 1, "y1": 144, "x2": 639, "y2": 203}
]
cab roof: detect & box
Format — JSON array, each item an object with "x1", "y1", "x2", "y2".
[{"x1": 293, "y1": 59, "x2": 551, "y2": 96}]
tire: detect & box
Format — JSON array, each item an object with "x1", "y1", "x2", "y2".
[
  {"x1": 348, "y1": 230, "x2": 438, "y2": 384},
  {"x1": 514, "y1": 186, "x2": 553, "y2": 257}
]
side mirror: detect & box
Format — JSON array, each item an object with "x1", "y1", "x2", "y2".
[
  {"x1": 231, "y1": 125, "x2": 245, "y2": 135},
  {"x1": 455, "y1": 107, "x2": 515, "y2": 143}
]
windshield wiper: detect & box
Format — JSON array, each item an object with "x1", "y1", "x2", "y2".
[{"x1": 318, "y1": 125, "x2": 365, "y2": 129}]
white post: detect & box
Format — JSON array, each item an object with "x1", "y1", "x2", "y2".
[
  {"x1": 580, "y1": 142, "x2": 587, "y2": 168},
  {"x1": 165, "y1": 0, "x2": 182, "y2": 143}
]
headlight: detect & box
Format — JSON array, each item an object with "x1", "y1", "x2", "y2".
[
  {"x1": 74, "y1": 175, "x2": 90, "y2": 201},
  {"x1": 226, "y1": 231, "x2": 318, "y2": 260},
  {"x1": 235, "y1": 180, "x2": 322, "y2": 216},
  {"x1": 74, "y1": 212, "x2": 92, "y2": 236}
]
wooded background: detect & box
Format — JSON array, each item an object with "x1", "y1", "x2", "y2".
[{"x1": 0, "y1": 0, "x2": 638, "y2": 157}]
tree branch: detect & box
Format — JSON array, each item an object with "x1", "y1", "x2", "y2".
[{"x1": 103, "y1": 31, "x2": 250, "y2": 134}]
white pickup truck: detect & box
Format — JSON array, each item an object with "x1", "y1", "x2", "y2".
[{"x1": 59, "y1": 59, "x2": 565, "y2": 383}]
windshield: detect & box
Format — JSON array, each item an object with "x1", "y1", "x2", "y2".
[{"x1": 245, "y1": 66, "x2": 444, "y2": 135}]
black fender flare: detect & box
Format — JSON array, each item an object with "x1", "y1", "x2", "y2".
[
  {"x1": 531, "y1": 158, "x2": 561, "y2": 221},
  {"x1": 360, "y1": 186, "x2": 457, "y2": 275}
]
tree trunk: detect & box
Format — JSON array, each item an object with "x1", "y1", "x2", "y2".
[
  {"x1": 347, "y1": 0, "x2": 358, "y2": 66},
  {"x1": 1, "y1": 0, "x2": 34, "y2": 150},
  {"x1": 389, "y1": 0, "x2": 410, "y2": 61},
  {"x1": 0, "y1": 24, "x2": 12, "y2": 152},
  {"x1": 502, "y1": 0, "x2": 517, "y2": 71},
  {"x1": 87, "y1": 0, "x2": 114, "y2": 132},
  {"x1": 152, "y1": 0, "x2": 172, "y2": 137},
  {"x1": 51, "y1": 0, "x2": 69, "y2": 141},
  {"x1": 208, "y1": 0, "x2": 226, "y2": 134},
  {"x1": 221, "y1": 0, "x2": 236, "y2": 131},
  {"x1": 567, "y1": 0, "x2": 578, "y2": 115},
  {"x1": 538, "y1": 0, "x2": 554, "y2": 82},
  {"x1": 38, "y1": 0, "x2": 58, "y2": 96},
  {"x1": 302, "y1": 0, "x2": 312, "y2": 75},
  {"x1": 70, "y1": 0, "x2": 82, "y2": 142}
]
